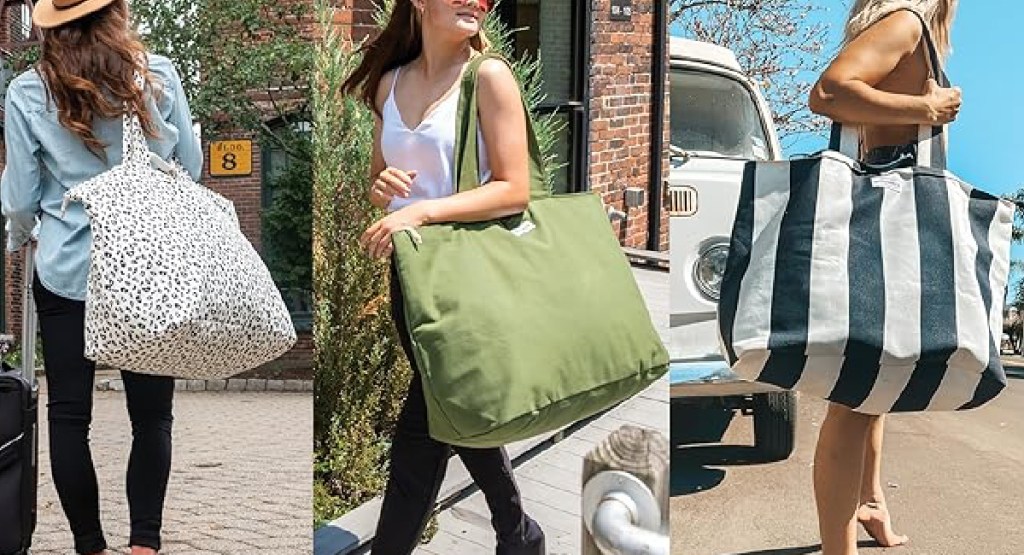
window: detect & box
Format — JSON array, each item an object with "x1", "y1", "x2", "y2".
[
  {"x1": 261, "y1": 119, "x2": 312, "y2": 331},
  {"x1": 6, "y1": 3, "x2": 32, "y2": 43},
  {"x1": 495, "y1": 0, "x2": 589, "y2": 193},
  {"x1": 669, "y1": 69, "x2": 771, "y2": 161}
]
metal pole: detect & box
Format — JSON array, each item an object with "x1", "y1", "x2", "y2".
[{"x1": 21, "y1": 241, "x2": 35, "y2": 387}]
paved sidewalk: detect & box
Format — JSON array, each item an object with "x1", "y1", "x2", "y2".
[{"x1": 30, "y1": 386, "x2": 312, "y2": 554}]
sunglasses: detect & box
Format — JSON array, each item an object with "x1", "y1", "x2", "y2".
[{"x1": 445, "y1": 0, "x2": 491, "y2": 13}]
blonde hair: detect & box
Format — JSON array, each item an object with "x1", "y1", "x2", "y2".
[{"x1": 844, "y1": 0, "x2": 957, "y2": 59}]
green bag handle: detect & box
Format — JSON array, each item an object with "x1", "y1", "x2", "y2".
[{"x1": 453, "y1": 52, "x2": 549, "y2": 200}]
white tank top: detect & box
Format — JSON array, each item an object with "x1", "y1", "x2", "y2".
[{"x1": 381, "y1": 64, "x2": 491, "y2": 212}]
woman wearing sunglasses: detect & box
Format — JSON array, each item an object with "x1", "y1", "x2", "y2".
[{"x1": 342, "y1": 0, "x2": 545, "y2": 553}]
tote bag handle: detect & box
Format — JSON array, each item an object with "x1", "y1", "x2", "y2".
[
  {"x1": 452, "y1": 52, "x2": 549, "y2": 199},
  {"x1": 828, "y1": 8, "x2": 948, "y2": 170},
  {"x1": 120, "y1": 71, "x2": 154, "y2": 166}
]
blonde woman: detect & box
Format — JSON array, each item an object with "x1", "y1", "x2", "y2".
[
  {"x1": 808, "y1": 1, "x2": 961, "y2": 554},
  {"x1": 342, "y1": 1, "x2": 545, "y2": 553}
]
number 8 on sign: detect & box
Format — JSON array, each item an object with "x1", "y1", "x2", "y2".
[{"x1": 210, "y1": 140, "x2": 253, "y2": 177}]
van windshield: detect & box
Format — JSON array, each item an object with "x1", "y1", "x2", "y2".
[{"x1": 670, "y1": 68, "x2": 772, "y2": 160}]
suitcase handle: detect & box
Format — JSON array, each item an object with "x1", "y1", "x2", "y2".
[{"x1": 20, "y1": 242, "x2": 37, "y2": 388}]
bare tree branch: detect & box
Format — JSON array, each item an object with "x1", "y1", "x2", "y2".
[{"x1": 671, "y1": 0, "x2": 832, "y2": 141}]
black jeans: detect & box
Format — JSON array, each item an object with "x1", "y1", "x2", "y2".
[
  {"x1": 34, "y1": 275, "x2": 174, "y2": 554},
  {"x1": 371, "y1": 264, "x2": 544, "y2": 555}
]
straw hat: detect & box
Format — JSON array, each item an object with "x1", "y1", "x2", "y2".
[{"x1": 33, "y1": 0, "x2": 117, "y2": 29}]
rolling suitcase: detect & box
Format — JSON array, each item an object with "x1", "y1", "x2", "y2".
[{"x1": 0, "y1": 244, "x2": 39, "y2": 555}]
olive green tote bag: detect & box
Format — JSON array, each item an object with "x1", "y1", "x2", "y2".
[{"x1": 391, "y1": 53, "x2": 668, "y2": 448}]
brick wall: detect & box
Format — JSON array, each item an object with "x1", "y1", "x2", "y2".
[
  {"x1": 335, "y1": 0, "x2": 379, "y2": 44},
  {"x1": 203, "y1": 135, "x2": 265, "y2": 251},
  {"x1": 588, "y1": 0, "x2": 669, "y2": 251},
  {"x1": 1, "y1": 1, "x2": 30, "y2": 341}
]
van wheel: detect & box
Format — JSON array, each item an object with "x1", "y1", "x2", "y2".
[{"x1": 753, "y1": 391, "x2": 796, "y2": 461}]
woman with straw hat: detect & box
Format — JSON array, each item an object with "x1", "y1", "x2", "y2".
[{"x1": 1, "y1": 0, "x2": 201, "y2": 553}]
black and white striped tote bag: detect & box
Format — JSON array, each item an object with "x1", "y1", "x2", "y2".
[{"x1": 717, "y1": 21, "x2": 1013, "y2": 414}]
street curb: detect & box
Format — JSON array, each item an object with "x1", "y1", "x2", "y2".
[{"x1": 95, "y1": 378, "x2": 313, "y2": 393}]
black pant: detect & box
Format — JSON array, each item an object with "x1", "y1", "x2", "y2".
[
  {"x1": 371, "y1": 265, "x2": 544, "y2": 555},
  {"x1": 34, "y1": 276, "x2": 174, "y2": 554}
]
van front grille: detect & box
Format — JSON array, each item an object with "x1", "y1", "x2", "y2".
[{"x1": 668, "y1": 185, "x2": 698, "y2": 217}]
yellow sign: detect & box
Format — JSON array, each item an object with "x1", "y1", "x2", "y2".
[{"x1": 210, "y1": 140, "x2": 253, "y2": 177}]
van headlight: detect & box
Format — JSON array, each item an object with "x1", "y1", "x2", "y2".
[{"x1": 694, "y1": 242, "x2": 730, "y2": 301}]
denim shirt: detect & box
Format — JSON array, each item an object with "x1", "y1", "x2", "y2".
[{"x1": 1, "y1": 53, "x2": 202, "y2": 301}]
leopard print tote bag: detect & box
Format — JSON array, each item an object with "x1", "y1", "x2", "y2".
[{"x1": 62, "y1": 106, "x2": 297, "y2": 379}]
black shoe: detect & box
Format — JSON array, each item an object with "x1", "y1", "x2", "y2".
[{"x1": 496, "y1": 516, "x2": 545, "y2": 555}]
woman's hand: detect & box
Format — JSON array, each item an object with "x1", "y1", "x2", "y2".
[
  {"x1": 359, "y1": 202, "x2": 432, "y2": 259},
  {"x1": 369, "y1": 167, "x2": 416, "y2": 209},
  {"x1": 922, "y1": 79, "x2": 962, "y2": 124}
]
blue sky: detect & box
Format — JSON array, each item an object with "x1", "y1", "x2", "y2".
[{"x1": 671, "y1": 1, "x2": 1024, "y2": 293}]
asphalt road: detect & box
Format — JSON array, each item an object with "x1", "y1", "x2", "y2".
[{"x1": 669, "y1": 364, "x2": 1024, "y2": 555}]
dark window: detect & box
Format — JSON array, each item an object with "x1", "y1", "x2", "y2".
[
  {"x1": 495, "y1": 0, "x2": 589, "y2": 193},
  {"x1": 260, "y1": 120, "x2": 312, "y2": 331}
]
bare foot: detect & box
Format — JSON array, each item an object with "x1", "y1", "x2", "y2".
[
  {"x1": 130, "y1": 547, "x2": 158, "y2": 555},
  {"x1": 857, "y1": 502, "x2": 909, "y2": 547}
]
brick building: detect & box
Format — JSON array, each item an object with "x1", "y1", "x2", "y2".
[
  {"x1": 338, "y1": 0, "x2": 670, "y2": 252},
  {"x1": 0, "y1": 0, "x2": 313, "y2": 375}
]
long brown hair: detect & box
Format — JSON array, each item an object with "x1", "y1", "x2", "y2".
[
  {"x1": 37, "y1": 0, "x2": 159, "y2": 158},
  {"x1": 340, "y1": 0, "x2": 490, "y2": 115}
]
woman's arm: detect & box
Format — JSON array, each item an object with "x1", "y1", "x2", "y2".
[
  {"x1": 809, "y1": 10, "x2": 960, "y2": 126},
  {"x1": 359, "y1": 58, "x2": 531, "y2": 259},
  {"x1": 414, "y1": 57, "x2": 531, "y2": 224},
  {"x1": 0, "y1": 82, "x2": 42, "y2": 252},
  {"x1": 165, "y1": 63, "x2": 203, "y2": 181}
]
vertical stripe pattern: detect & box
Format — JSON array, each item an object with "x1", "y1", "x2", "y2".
[
  {"x1": 826, "y1": 170, "x2": 886, "y2": 408},
  {"x1": 719, "y1": 156, "x2": 1012, "y2": 414},
  {"x1": 719, "y1": 162, "x2": 758, "y2": 364},
  {"x1": 854, "y1": 169, "x2": 922, "y2": 414},
  {"x1": 790, "y1": 157, "x2": 852, "y2": 399},
  {"x1": 960, "y1": 190, "x2": 1012, "y2": 409},
  {"x1": 730, "y1": 161, "x2": 790, "y2": 361},
  {"x1": 889, "y1": 169, "x2": 959, "y2": 412},
  {"x1": 757, "y1": 159, "x2": 821, "y2": 389}
]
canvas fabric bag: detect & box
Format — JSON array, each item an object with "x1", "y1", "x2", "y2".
[
  {"x1": 63, "y1": 88, "x2": 296, "y2": 379},
  {"x1": 718, "y1": 11, "x2": 1013, "y2": 414},
  {"x1": 391, "y1": 53, "x2": 669, "y2": 447}
]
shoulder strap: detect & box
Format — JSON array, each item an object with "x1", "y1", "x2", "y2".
[
  {"x1": 122, "y1": 70, "x2": 152, "y2": 164},
  {"x1": 389, "y1": 65, "x2": 401, "y2": 99},
  {"x1": 452, "y1": 52, "x2": 548, "y2": 198},
  {"x1": 902, "y1": 8, "x2": 949, "y2": 87}
]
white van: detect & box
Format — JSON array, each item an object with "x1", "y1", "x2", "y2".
[{"x1": 667, "y1": 37, "x2": 796, "y2": 460}]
